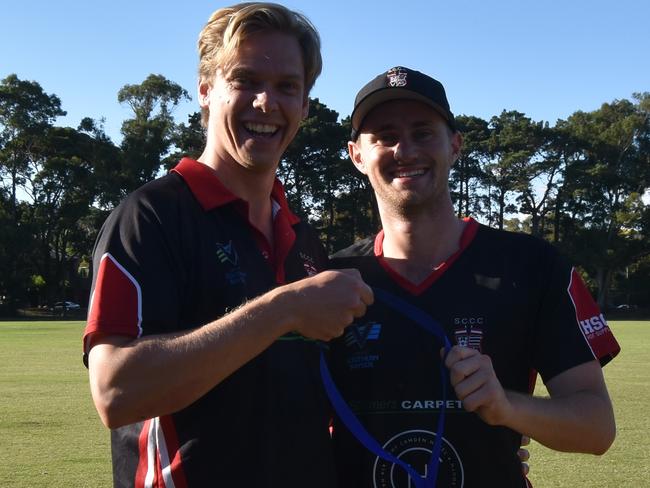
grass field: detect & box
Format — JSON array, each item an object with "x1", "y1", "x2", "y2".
[
  {"x1": 527, "y1": 321, "x2": 650, "y2": 486},
  {"x1": 0, "y1": 321, "x2": 111, "y2": 487},
  {"x1": 0, "y1": 321, "x2": 648, "y2": 487}
]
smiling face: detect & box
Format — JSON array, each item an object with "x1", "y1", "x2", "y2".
[
  {"x1": 199, "y1": 30, "x2": 309, "y2": 175},
  {"x1": 349, "y1": 99, "x2": 462, "y2": 215}
]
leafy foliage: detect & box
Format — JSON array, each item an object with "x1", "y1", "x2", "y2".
[
  {"x1": 118, "y1": 74, "x2": 191, "y2": 193},
  {"x1": 0, "y1": 74, "x2": 648, "y2": 312}
]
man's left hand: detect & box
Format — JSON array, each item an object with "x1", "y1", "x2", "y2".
[{"x1": 443, "y1": 345, "x2": 513, "y2": 426}]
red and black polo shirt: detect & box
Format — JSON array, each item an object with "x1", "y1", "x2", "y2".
[
  {"x1": 328, "y1": 219, "x2": 620, "y2": 488},
  {"x1": 83, "y1": 158, "x2": 336, "y2": 487}
]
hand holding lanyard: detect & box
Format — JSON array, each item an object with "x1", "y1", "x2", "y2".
[{"x1": 320, "y1": 287, "x2": 452, "y2": 488}]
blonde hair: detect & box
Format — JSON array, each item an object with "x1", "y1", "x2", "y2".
[{"x1": 197, "y1": 2, "x2": 322, "y2": 126}]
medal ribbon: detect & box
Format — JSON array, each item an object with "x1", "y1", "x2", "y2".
[{"x1": 320, "y1": 287, "x2": 452, "y2": 488}]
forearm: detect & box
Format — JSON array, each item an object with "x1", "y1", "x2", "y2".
[
  {"x1": 89, "y1": 287, "x2": 291, "y2": 428},
  {"x1": 446, "y1": 349, "x2": 616, "y2": 456},
  {"x1": 502, "y1": 386, "x2": 615, "y2": 455},
  {"x1": 89, "y1": 268, "x2": 372, "y2": 428}
]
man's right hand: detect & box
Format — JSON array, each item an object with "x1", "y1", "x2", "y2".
[
  {"x1": 277, "y1": 269, "x2": 374, "y2": 341},
  {"x1": 88, "y1": 268, "x2": 373, "y2": 428}
]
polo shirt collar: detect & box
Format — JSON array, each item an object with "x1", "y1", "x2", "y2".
[{"x1": 171, "y1": 157, "x2": 300, "y2": 225}]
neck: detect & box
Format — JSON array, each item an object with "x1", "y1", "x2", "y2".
[
  {"x1": 379, "y1": 201, "x2": 465, "y2": 284},
  {"x1": 198, "y1": 150, "x2": 276, "y2": 242}
]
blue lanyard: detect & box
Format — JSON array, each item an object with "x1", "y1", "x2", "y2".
[{"x1": 320, "y1": 287, "x2": 452, "y2": 488}]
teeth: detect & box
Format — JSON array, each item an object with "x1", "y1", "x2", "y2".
[
  {"x1": 245, "y1": 123, "x2": 278, "y2": 135},
  {"x1": 395, "y1": 169, "x2": 425, "y2": 178}
]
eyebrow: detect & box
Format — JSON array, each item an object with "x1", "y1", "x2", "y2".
[
  {"x1": 227, "y1": 66, "x2": 304, "y2": 82},
  {"x1": 226, "y1": 67, "x2": 254, "y2": 78}
]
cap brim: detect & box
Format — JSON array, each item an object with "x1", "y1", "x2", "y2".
[{"x1": 351, "y1": 88, "x2": 452, "y2": 132}]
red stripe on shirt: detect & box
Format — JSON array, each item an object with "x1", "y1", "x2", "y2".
[
  {"x1": 155, "y1": 448, "x2": 164, "y2": 487},
  {"x1": 272, "y1": 205, "x2": 297, "y2": 284},
  {"x1": 567, "y1": 268, "x2": 621, "y2": 362},
  {"x1": 159, "y1": 415, "x2": 188, "y2": 488},
  {"x1": 83, "y1": 253, "x2": 141, "y2": 352},
  {"x1": 135, "y1": 420, "x2": 153, "y2": 488}
]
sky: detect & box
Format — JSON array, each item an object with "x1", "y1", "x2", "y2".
[{"x1": 2, "y1": 0, "x2": 649, "y2": 144}]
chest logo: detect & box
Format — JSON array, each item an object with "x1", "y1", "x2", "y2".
[
  {"x1": 453, "y1": 321, "x2": 484, "y2": 352},
  {"x1": 345, "y1": 322, "x2": 382, "y2": 350},
  {"x1": 215, "y1": 241, "x2": 246, "y2": 285},
  {"x1": 299, "y1": 252, "x2": 319, "y2": 277},
  {"x1": 216, "y1": 241, "x2": 238, "y2": 266}
]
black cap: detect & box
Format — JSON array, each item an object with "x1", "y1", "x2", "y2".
[{"x1": 350, "y1": 66, "x2": 456, "y2": 141}]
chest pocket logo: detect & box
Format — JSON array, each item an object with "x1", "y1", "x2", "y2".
[
  {"x1": 345, "y1": 322, "x2": 382, "y2": 350},
  {"x1": 216, "y1": 241, "x2": 246, "y2": 285},
  {"x1": 299, "y1": 252, "x2": 319, "y2": 277},
  {"x1": 453, "y1": 324, "x2": 483, "y2": 352}
]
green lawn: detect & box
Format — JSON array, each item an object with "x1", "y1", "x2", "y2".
[
  {"x1": 0, "y1": 321, "x2": 111, "y2": 487},
  {"x1": 0, "y1": 321, "x2": 647, "y2": 487},
  {"x1": 527, "y1": 321, "x2": 650, "y2": 486}
]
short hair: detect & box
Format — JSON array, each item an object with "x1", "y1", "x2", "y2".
[{"x1": 197, "y1": 2, "x2": 322, "y2": 126}]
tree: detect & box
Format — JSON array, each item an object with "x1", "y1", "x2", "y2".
[
  {"x1": 0, "y1": 74, "x2": 66, "y2": 217},
  {"x1": 322, "y1": 116, "x2": 378, "y2": 251},
  {"x1": 555, "y1": 95, "x2": 650, "y2": 308},
  {"x1": 118, "y1": 74, "x2": 191, "y2": 193},
  {"x1": 451, "y1": 115, "x2": 490, "y2": 219},
  {"x1": 77, "y1": 117, "x2": 124, "y2": 208},
  {"x1": 279, "y1": 102, "x2": 378, "y2": 252},
  {"x1": 0, "y1": 187, "x2": 14, "y2": 308},
  {"x1": 0, "y1": 75, "x2": 66, "y2": 308},
  {"x1": 163, "y1": 112, "x2": 206, "y2": 170},
  {"x1": 514, "y1": 123, "x2": 561, "y2": 237},
  {"x1": 484, "y1": 110, "x2": 545, "y2": 230},
  {"x1": 27, "y1": 126, "x2": 102, "y2": 303}
]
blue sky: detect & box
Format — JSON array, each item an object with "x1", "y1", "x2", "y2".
[{"x1": 2, "y1": 0, "x2": 648, "y2": 143}]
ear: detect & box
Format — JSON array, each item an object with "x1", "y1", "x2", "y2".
[
  {"x1": 302, "y1": 96, "x2": 310, "y2": 120},
  {"x1": 450, "y1": 131, "x2": 463, "y2": 163},
  {"x1": 348, "y1": 140, "x2": 368, "y2": 175},
  {"x1": 198, "y1": 79, "x2": 211, "y2": 109}
]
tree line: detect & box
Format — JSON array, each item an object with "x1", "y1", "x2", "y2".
[{"x1": 1, "y1": 73, "x2": 648, "y2": 314}]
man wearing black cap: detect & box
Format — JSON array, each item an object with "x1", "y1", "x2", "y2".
[{"x1": 327, "y1": 66, "x2": 620, "y2": 487}]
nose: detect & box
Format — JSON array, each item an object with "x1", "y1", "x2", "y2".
[
  {"x1": 393, "y1": 138, "x2": 418, "y2": 164},
  {"x1": 252, "y1": 89, "x2": 279, "y2": 113}
]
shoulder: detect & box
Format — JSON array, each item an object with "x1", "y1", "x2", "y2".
[
  {"x1": 466, "y1": 224, "x2": 572, "y2": 291},
  {"x1": 474, "y1": 224, "x2": 561, "y2": 263},
  {"x1": 476, "y1": 223, "x2": 548, "y2": 247},
  {"x1": 121, "y1": 172, "x2": 190, "y2": 212},
  {"x1": 95, "y1": 172, "x2": 199, "y2": 261},
  {"x1": 105, "y1": 172, "x2": 194, "y2": 228},
  {"x1": 329, "y1": 236, "x2": 376, "y2": 270},
  {"x1": 331, "y1": 236, "x2": 375, "y2": 258}
]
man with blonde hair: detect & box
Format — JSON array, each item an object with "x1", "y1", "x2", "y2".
[{"x1": 84, "y1": 4, "x2": 372, "y2": 486}]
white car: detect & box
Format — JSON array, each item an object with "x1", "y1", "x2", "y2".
[{"x1": 52, "y1": 301, "x2": 81, "y2": 312}]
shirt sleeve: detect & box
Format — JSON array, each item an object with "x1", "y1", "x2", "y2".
[
  {"x1": 83, "y1": 191, "x2": 183, "y2": 360},
  {"x1": 531, "y1": 247, "x2": 620, "y2": 383}
]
